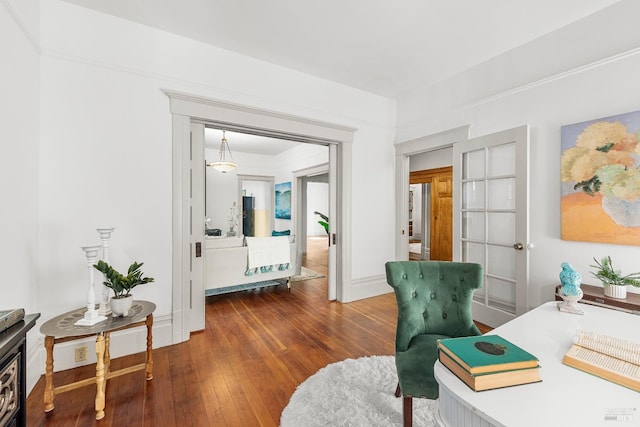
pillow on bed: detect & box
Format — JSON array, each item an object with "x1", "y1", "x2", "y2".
[{"x1": 272, "y1": 230, "x2": 291, "y2": 236}]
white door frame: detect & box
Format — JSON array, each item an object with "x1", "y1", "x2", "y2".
[
  {"x1": 189, "y1": 122, "x2": 205, "y2": 333},
  {"x1": 165, "y1": 90, "x2": 354, "y2": 343},
  {"x1": 394, "y1": 126, "x2": 470, "y2": 260},
  {"x1": 293, "y1": 163, "x2": 336, "y2": 300}
]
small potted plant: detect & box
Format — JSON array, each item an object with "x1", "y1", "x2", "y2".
[
  {"x1": 93, "y1": 260, "x2": 154, "y2": 316},
  {"x1": 590, "y1": 256, "x2": 640, "y2": 299}
]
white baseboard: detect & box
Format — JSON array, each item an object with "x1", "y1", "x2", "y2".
[
  {"x1": 26, "y1": 313, "x2": 173, "y2": 397},
  {"x1": 344, "y1": 274, "x2": 392, "y2": 302}
]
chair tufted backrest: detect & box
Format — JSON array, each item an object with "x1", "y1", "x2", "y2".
[{"x1": 385, "y1": 261, "x2": 483, "y2": 352}]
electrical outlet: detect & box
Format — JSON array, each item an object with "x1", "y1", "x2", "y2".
[{"x1": 74, "y1": 346, "x2": 87, "y2": 362}]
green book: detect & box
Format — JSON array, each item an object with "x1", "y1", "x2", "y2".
[{"x1": 438, "y1": 335, "x2": 539, "y2": 375}]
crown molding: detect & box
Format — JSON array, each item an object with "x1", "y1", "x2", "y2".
[{"x1": 1, "y1": 0, "x2": 40, "y2": 53}]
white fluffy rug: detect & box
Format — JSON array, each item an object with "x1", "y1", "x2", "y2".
[{"x1": 280, "y1": 355, "x2": 439, "y2": 427}]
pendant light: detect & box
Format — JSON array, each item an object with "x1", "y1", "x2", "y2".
[{"x1": 207, "y1": 130, "x2": 237, "y2": 173}]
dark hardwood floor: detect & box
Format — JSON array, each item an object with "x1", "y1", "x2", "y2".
[{"x1": 26, "y1": 236, "x2": 490, "y2": 426}]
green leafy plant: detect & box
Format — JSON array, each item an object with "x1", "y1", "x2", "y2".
[
  {"x1": 590, "y1": 256, "x2": 640, "y2": 287},
  {"x1": 314, "y1": 211, "x2": 329, "y2": 235},
  {"x1": 93, "y1": 260, "x2": 155, "y2": 298}
]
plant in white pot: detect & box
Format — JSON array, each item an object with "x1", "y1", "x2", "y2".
[
  {"x1": 590, "y1": 256, "x2": 640, "y2": 299},
  {"x1": 93, "y1": 260, "x2": 154, "y2": 316}
]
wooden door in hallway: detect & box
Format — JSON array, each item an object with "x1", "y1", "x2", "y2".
[{"x1": 410, "y1": 166, "x2": 452, "y2": 261}]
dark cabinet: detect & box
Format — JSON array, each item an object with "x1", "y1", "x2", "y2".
[
  {"x1": 242, "y1": 196, "x2": 255, "y2": 237},
  {"x1": 0, "y1": 313, "x2": 39, "y2": 427}
]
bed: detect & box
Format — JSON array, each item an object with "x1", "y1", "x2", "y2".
[{"x1": 204, "y1": 235, "x2": 300, "y2": 296}]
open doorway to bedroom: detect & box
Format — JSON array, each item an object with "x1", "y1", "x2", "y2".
[
  {"x1": 167, "y1": 91, "x2": 353, "y2": 337},
  {"x1": 203, "y1": 126, "x2": 331, "y2": 298},
  {"x1": 297, "y1": 172, "x2": 329, "y2": 284}
]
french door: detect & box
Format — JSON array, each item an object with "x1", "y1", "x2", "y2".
[{"x1": 453, "y1": 125, "x2": 530, "y2": 328}]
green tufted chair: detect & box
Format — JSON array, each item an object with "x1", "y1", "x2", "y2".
[{"x1": 385, "y1": 261, "x2": 483, "y2": 427}]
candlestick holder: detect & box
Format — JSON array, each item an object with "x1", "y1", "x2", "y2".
[
  {"x1": 75, "y1": 245, "x2": 108, "y2": 326},
  {"x1": 96, "y1": 227, "x2": 115, "y2": 315}
]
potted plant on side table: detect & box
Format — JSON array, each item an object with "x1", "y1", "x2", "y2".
[
  {"x1": 93, "y1": 260, "x2": 154, "y2": 316},
  {"x1": 590, "y1": 256, "x2": 640, "y2": 299}
]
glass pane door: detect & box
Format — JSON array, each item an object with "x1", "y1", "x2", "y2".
[{"x1": 454, "y1": 126, "x2": 529, "y2": 327}]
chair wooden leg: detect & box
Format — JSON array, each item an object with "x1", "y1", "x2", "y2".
[
  {"x1": 403, "y1": 396, "x2": 413, "y2": 427},
  {"x1": 395, "y1": 382, "x2": 401, "y2": 397}
]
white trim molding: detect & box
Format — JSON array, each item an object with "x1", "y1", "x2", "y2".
[
  {"x1": 394, "y1": 126, "x2": 470, "y2": 260},
  {"x1": 1, "y1": 0, "x2": 40, "y2": 52},
  {"x1": 164, "y1": 90, "x2": 355, "y2": 144},
  {"x1": 346, "y1": 274, "x2": 392, "y2": 303},
  {"x1": 165, "y1": 90, "x2": 356, "y2": 341}
]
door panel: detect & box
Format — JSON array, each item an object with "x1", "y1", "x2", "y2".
[
  {"x1": 453, "y1": 125, "x2": 530, "y2": 328},
  {"x1": 410, "y1": 167, "x2": 453, "y2": 261},
  {"x1": 189, "y1": 122, "x2": 205, "y2": 331},
  {"x1": 328, "y1": 145, "x2": 337, "y2": 301},
  {"x1": 431, "y1": 174, "x2": 452, "y2": 261}
]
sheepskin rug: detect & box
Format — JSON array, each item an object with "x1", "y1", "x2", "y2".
[{"x1": 280, "y1": 355, "x2": 438, "y2": 427}]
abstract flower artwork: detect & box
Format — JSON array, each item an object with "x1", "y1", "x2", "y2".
[{"x1": 561, "y1": 110, "x2": 640, "y2": 245}]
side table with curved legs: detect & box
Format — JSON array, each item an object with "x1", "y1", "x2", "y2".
[{"x1": 40, "y1": 300, "x2": 155, "y2": 420}]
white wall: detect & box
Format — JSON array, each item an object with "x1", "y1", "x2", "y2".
[
  {"x1": 275, "y1": 143, "x2": 329, "y2": 234},
  {"x1": 205, "y1": 143, "x2": 329, "y2": 235},
  {"x1": 307, "y1": 182, "x2": 329, "y2": 236},
  {"x1": 36, "y1": 0, "x2": 395, "y2": 363},
  {"x1": 205, "y1": 150, "x2": 274, "y2": 233},
  {"x1": 1, "y1": 0, "x2": 40, "y2": 392},
  {"x1": 205, "y1": 152, "x2": 239, "y2": 233},
  {"x1": 410, "y1": 147, "x2": 452, "y2": 171},
  {"x1": 396, "y1": 0, "x2": 640, "y2": 307},
  {"x1": 1, "y1": 0, "x2": 39, "y2": 313}
]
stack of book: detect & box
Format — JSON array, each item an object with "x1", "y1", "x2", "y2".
[
  {"x1": 562, "y1": 330, "x2": 640, "y2": 392},
  {"x1": 438, "y1": 334, "x2": 541, "y2": 391}
]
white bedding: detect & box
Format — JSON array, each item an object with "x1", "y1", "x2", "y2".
[{"x1": 245, "y1": 236, "x2": 291, "y2": 269}]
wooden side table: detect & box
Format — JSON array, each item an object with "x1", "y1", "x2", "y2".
[
  {"x1": 555, "y1": 284, "x2": 640, "y2": 314},
  {"x1": 40, "y1": 300, "x2": 155, "y2": 420}
]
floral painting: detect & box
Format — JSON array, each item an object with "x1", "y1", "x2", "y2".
[
  {"x1": 561, "y1": 110, "x2": 640, "y2": 245},
  {"x1": 275, "y1": 181, "x2": 291, "y2": 220}
]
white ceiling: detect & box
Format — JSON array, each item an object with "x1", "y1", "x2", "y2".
[
  {"x1": 204, "y1": 127, "x2": 300, "y2": 156},
  {"x1": 59, "y1": 0, "x2": 622, "y2": 155},
  {"x1": 60, "y1": 0, "x2": 621, "y2": 98}
]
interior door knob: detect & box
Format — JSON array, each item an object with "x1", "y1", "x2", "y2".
[{"x1": 513, "y1": 243, "x2": 524, "y2": 250}]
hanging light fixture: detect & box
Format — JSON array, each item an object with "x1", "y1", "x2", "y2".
[{"x1": 207, "y1": 130, "x2": 237, "y2": 173}]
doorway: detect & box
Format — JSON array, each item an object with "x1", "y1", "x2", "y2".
[
  {"x1": 166, "y1": 90, "x2": 354, "y2": 339},
  {"x1": 409, "y1": 183, "x2": 429, "y2": 260},
  {"x1": 409, "y1": 167, "x2": 453, "y2": 261},
  {"x1": 294, "y1": 166, "x2": 331, "y2": 297},
  {"x1": 395, "y1": 125, "x2": 530, "y2": 329}
]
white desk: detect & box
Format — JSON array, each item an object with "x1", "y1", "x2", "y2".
[{"x1": 435, "y1": 301, "x2": 640, "y2": 427}]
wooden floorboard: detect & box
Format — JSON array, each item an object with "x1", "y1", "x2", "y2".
[{"x1": 26, "y1": 236, "x2": 491, "y2": 426}]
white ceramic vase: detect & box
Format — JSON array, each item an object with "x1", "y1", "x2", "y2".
[
  {"x1": 601, "y1": 196, "x2": 640, "y2": 227},
  {"x1": 604, "y1": 283, "x2": 627, "y2": 299},
  {"x1": 110, "y1": 295, "x2": 133, "y2": 317}
]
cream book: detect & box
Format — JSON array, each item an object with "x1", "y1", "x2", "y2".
[
  {"x1": 562, "y1": 330, "x2": 640, "y2": 392},
  {"x1": 439, "y1": 350, "x2": 541, "y2": 391}
]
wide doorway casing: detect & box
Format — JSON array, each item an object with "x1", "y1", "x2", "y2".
[
  {"x1": 395, "y1": 125, "x2": 530, "y2": 329},
  {"x1": 165, "y1": 91, "x2": 354, "y2": 342}
]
